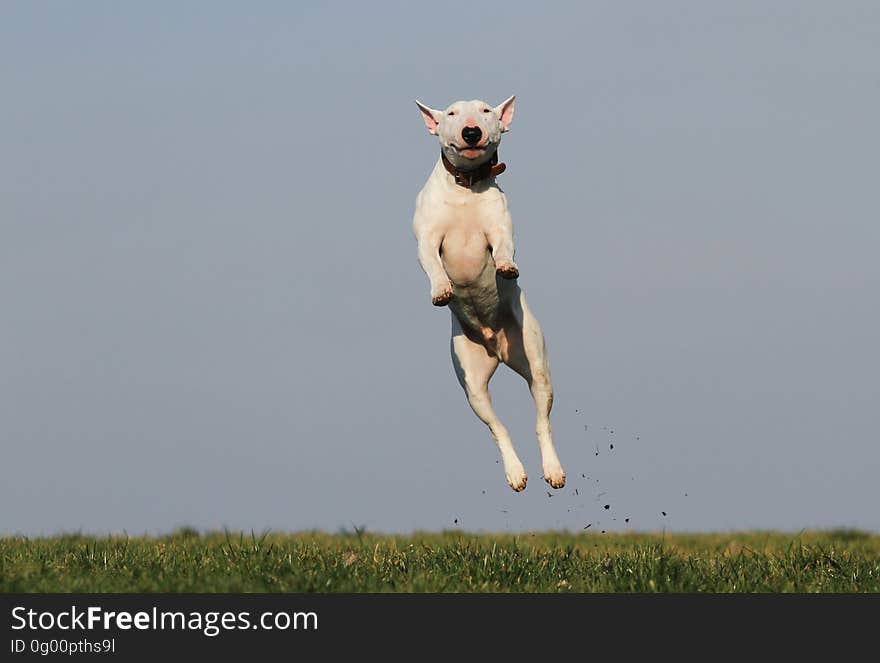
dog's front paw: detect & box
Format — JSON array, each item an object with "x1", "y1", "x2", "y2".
[
  {"x1": 431, "y1": 282, "x2": 454, "y2": 306},
  {"x1": 495, "y1": 261, "x2": 519, "y2": 280}
]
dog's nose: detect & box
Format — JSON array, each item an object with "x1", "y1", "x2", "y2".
[{"x1": 462, "y1": 126, "x2": 482, "y2": 146}]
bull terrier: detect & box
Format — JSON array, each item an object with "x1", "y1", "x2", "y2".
[{"x1": 412, "y1": 96, "x2": 565, "y2": 492}]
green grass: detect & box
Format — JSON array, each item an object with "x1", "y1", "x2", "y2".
[{"x1": 2, "y1": 529, "x2": 878, "y2": 592}]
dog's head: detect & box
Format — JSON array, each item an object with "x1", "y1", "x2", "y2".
[{"x1": 415, "y1": 96, "x2": 515, "y2": 170}]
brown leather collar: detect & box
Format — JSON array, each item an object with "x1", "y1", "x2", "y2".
[{"x1": 441, "y1": 150, "x2": 506, "y2": 188}]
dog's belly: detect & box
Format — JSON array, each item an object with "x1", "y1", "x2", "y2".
[{"x1": 441, "y1": 225, "x2": 505, "y2": 342}]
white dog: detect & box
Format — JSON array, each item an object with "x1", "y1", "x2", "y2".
[{"x1": 412, "y1": 96, "x2": 565, "y2": 492}]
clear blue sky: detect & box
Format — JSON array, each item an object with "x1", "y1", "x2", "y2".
[{"x1": 2, "y1": 2, "x2": 878, "y2": 535}]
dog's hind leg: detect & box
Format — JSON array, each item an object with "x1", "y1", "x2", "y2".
[
  {"x1": 501, "y1": 290, "x2": 566, "y2": 489},
  {"x1": 450, "y1": 316, "x2": 528, "y2": 492}
]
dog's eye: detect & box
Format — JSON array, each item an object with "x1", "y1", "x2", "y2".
[
  {"x1": 482, "y1": 108, "x2": 491, "y2": 113},
  {"x1": 447, "y1": 111, "x2": 455, "y2": 116}
]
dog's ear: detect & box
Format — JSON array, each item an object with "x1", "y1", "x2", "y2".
[
  {"x1": 494, "y1": 95, "x2": 516, "y2": 132},
  {"x1": 415, "y1": 100, "x2": 442, "y2": 135}
]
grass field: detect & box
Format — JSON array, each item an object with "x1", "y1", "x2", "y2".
[{"x1": 2, "y1": 529, "x2": 878, "y2": 592}]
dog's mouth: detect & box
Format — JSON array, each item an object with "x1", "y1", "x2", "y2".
[{"x1": 451, "y1": 144, "x2": 488, "y2": 158}]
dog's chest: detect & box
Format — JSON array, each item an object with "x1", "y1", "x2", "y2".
[{"x1": 436, "y1": 198, "x2": 497, "y2": 285}]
